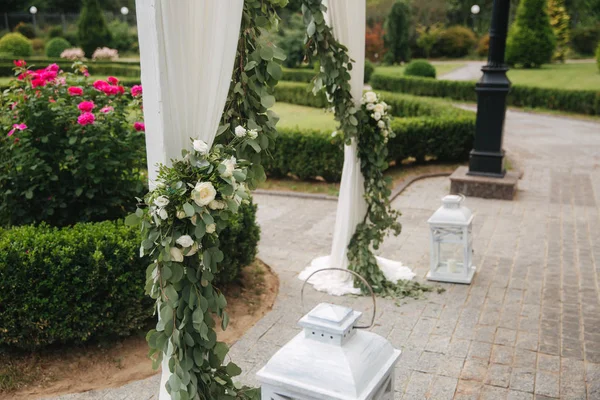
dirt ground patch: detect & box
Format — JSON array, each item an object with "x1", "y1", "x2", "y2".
[{"x1": 1, "y1": 259, "x2": 278, "y2": 400}]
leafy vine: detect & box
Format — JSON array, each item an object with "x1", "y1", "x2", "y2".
[
  {"x1": 128, "y1": 1, "x2": 287, "y2": 399},
  {"x1": 300, "y1": 0, "x2": 432, "y2": 298}
]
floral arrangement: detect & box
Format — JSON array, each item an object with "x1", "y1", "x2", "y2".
[
  {"x1": 60, "y1": 47, "x2": 85, "y2": 60},
  {"x1": 92, "y1": 46, "x2": 119, "y2": 61},
  {"x1": 0, "y1": 60, "x2": 145, "y2": 226},
  {"x1": 301, "y1": 0, "x2": 431, "y2": 298}
]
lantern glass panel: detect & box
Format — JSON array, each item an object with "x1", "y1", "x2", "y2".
[{"x1": 438, "y1": 241, "x2": 465, "y2": 273}]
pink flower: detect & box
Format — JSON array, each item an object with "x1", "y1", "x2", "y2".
[
  {"x1": 78, "y1": 101, "x2": 95, "y2": 112},
  {"x1": 100, "y1": 106, "x2": 114, "y2": 114},
  {"x1": 131, "y1": 85, "x2": 143, "y2": 97},
  {"x1": 77, "y1": 112, "x2": 95, "y2": 126},
  {"x1": 68, "y1": 87, "x2": 83, "y2": 96},
  {"x1": 117, "y1": 85, "x2": 125, "y2": 95},
  {"x1": 93, "y1": 80, "x2": 108, "y2": 91},
  {"x1": 13, "y1": 60, "x2": 26, "y2": 67},
  {"x1": 8, "y1": 123, "x2": 27, "y2": 137},
  {"x1": 133, "y1": 122, "x2": 145, "y2": 132},
  {"x1": 46, "y1": 63, "x2": 60, "y2": 72},
  {"x1": 107, "y1": 76, "x2": 119, "y2": 85},
  {"x1": 83, "y1": 69, "x2": 90, "y2": 77},
  {"x1": 103, "y1": 85, "x2": 119, "y2": 96},
  {"x1": 31, "y1": 78, "x2": 46, "y2": 88},
  {"x1": 41, "y1": 70, "x2": 57, "y2": 81}
]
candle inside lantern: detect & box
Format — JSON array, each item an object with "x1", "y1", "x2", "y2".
[{"x1": 448, "y1": 259, "x2": 457, "y2": 273}]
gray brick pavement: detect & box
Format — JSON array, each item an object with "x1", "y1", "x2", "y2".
[{"x1": 43, "y1": 111, "x2": 600, "y2": 399}]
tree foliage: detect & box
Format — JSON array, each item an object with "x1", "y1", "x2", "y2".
[
  {"x1": 548, "y1": 0, "x2": 571, "y2": 62},
  {"x1": 77, "y1": 0, "x2": 112, "y2": 58},
  {"x1": 506, "y1": 0, "x2": 556, "y2": 68},
  {"x1": 383, "y1": 0, "x2": 412, "y2": 64}
]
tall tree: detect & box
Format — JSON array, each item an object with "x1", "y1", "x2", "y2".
[
  {"x1": 383, "y1": 0, "x2": 411, "y2": 64},
  {"x1": 506, "y1": 0, "x2": 556, "y2": 68},
  {"x1": 548, "y1": 0, "x2": 571, "y2": 62},
  {"x1": 78, "y1": 0, "x2": 112, "y2": 57}
]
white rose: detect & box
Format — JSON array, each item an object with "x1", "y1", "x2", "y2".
[
  {"x1": 154, "y1": 195, "x2": 169, "y2": 208},
  {"x1": 365, "y1": 91, "x2": 377, "y2": 103},
  {"x1": 193, "y1": 139, "x2": 209, "y2": 155},
  {"x1": 209, "y1": 200, "x2": 225, "y2": 210},
  {"x1": 158, "y1": 208, "x2": 168, "y2": 220},
  {"x1": 248, "y1": 129, "x2": 258, "y2": 139},
  {"x1": 377, "y1": 120, "x2": 386, "y2": 129},
  {"x1": 221, "y1": 157, "x2": 236, "y2": 178},
  {"x1": 190, "y1": 214, "x2": 198, "y2": 226},
  {"x1": 373, "y1": 112, "x2": 382, "y2": 121},
  {"x1": 176, "y1": 235, "x2": 194, "y2": 248},
  {"x1": 170, "y1": 247, "x2": 184, "y2": 262},
  {"x1": 191, "y1": 181, "x2": 217, "y2": 206},
  {"x1": 381, "y1": 101, "x2": 389, "y2": 110},
  {"x1": 185, "y1": 242, "x2": 199, "y2": 257},
  {"x1": 176, "y1": 210, "x2": 186, "y2": 219},
  {"x1": 374, "y1": 104, "x2": 385, "y2": 114},
  {"x1": 366, "y1": 103, "x2": 375, "y2": 111},
  {"x1": 234, "y1": 125, "x2": 247, "y2": 137},
  {"x1": 206, "y1": 223, "x2": 216, "y2": 234}
]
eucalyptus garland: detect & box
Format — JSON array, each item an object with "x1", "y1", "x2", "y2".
[
  {"x1": 128, "y1": 1, "x2": 287, "y2": 399},
  {"x1": 301, "y1": 0, "x2": 432, "y2": 298}
]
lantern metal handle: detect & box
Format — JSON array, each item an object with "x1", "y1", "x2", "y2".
[{"x1": 300, "y1": 268, "x2": 376, "y2": 330}]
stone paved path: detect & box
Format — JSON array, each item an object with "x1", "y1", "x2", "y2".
[
  {"x1": 45, "y1": 110, "x2": 600, "y2": 399},
  {"x1": 439, "y1": 61, "x2": 485, "y2": 81}
]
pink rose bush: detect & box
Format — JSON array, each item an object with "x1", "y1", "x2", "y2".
[{"x1": 0, "y1": 61, "x2": 146, "y2": 226}]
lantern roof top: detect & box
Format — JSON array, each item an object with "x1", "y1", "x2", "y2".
[
  {"x1": 298, "y1": 303, "x2": 360, "y2": 336},
  {"x1": 257, "y1": 312, "x2": 401, "y2": 399},
  {"x1": 428, "y1": 194, "x2": 473, "y2": 226}
]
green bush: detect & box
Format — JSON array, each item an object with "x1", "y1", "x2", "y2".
[
  {"x1": 14, "y1": 22, "x2": 35, "y2": 39},
  {"x1": 570, "y1": 25, "x2": 600, "y2": 56},
  {"x1": 281, "y1": 67, "x2": 315, "y2": 83},
  {"x1": 0, "y1": 202, "x2": 260, "y2": 350},
  {"x1": 0, "y1": 64, "x2": 146, "y2": 227},
  {"x1": 506, "y1": 0, "x2": 556, "y2": 68},
  {"x1": 45, "y1": 37, "x2": 71, "y2": 58},
  {"x1": 0, "y1": 221, "x2": 151, "y2": 349},
  {"x1": 596, "y1": 43, "x2": 600, "y2": 72},
  {"x1": 109, "y1": 20, "x2": 137, "y2": 53},
  {"x1": 404, "y1": 60, "x2": 436, "y2": 78},
  {"x1": 383, "y1": 0, "x2": 411, "y2": 64},
  {"x1": 370, "y1": 72, "x2": 600, "y2": 115},
  {"x1": 0, "y1": 33, "x2": 33, "y2": 57},
  {"x1": 434, "y1": 26, "x2": 476, "y2": 58},
  {"x1": 477, "y1": 34, "x2": 490, "y2": 57},
  {"x1": 364, "y1": 59, "x2": 375, "y2": 83},
  {"x1": 78, "y1": 0, "x2": 112, "y2": 57},
  {"x1": 48, "y1": 25, "x2": 64, "y2": 39},
  {"x1": 270, "y1": 81, "x2": 476, "y2": 181}
]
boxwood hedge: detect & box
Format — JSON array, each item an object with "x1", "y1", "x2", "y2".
[
  {"x1": 370, "y1": 72, "x2": 600, "y2": 116},
  {"x1": 268, "y1": 82, "x2": 476, "y2": 181},
  {"x1": 0, "y1": 202, "x2": 259, "y2": 350}
]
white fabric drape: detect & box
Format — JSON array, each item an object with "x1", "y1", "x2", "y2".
[
  {"x1": 135, "y1": 1, "x2": 243, "y2": 398},
  {"x1": 299, "y1": 0, "x2": 415, "y2": 295},
  {"x1": 137, "y1": 0, "x2": 243, "y2": 186}
]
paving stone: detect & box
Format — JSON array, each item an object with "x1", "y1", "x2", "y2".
[
  {"x1": 404, "y1": 371, "x2": 433, "y2": 398},
  {"x1": 461, "y1": 358, "x2": 488, "y2": 382},
  {"x1": 485, "y1": 364, "x2": 512, "y2": 388},
  {"x1": 455, "y1": 379, "x2": 483, "y2": 400},
  {"x1": 468, "y1": 341, "x2": 492, "y2": 360},
  {"x1": 426, "y1": 335, "x2": 451, "y2": 354},
  {"x1": 496, "y1": 328, "x2": 518, "y2": 346},
  {"x1": 510, "y1": 368, "x2": 535, "y2": 393},
  {"x1": 437, "y1": 356, "x2": 465, "y2": 378},
  {"x1": 507, "y1": 391, "x2": 534, "y2": 400},
  {"x1": 428, "y1": 375, "x2": 458, "y2": 400},
  {"x1": 480, "y1": 385, "x2": 509, "y2": 400},
  {"x1": 537, "y1": 353, "x2": 560, "y2": 373},
  {"x1": 534, "y1": 371, "x2": 560, "y2": 398},
  {"x1": 491, "y1": 345, "x2": 514, "y2": 365}
]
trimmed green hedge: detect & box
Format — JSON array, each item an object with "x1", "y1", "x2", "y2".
[
  {"x1": 0, "y1": 202, "x2": 259, "y2": 350},
  {"x1": 370, "y1": 72, "x2": 600, "y2": 116},
  {"x1": 268, "y1": 82, "x2": 476, "y2": 181}
]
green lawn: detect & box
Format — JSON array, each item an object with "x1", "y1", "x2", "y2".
[
  {"x1": 376, "y1": 62, "x2": 465, "y2": 78},
  {"x1": 272, "y1": 102, "x2": 338, "y2": 131},
  {"x1": 507, "y1": 62, "x2": 600, "y2": 91}
]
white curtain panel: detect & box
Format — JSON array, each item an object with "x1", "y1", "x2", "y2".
[
  {"x1": 135, "y1": 1, "x2": 244, "y2": 398},
  {"x1": 136, "y1": 0, "x2": 243, "y2": 186},
  {"x1": 299, "y1": 0, "x2": 415, "y2": 295}
]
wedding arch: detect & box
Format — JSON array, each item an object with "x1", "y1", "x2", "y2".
[{"x1": 132, "y1": 0, "x2": 425, "y2": 398}]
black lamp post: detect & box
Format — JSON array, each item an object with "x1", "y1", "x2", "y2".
[{"x1": 468, "y1": 0, "x2": 511, "y2": 178}]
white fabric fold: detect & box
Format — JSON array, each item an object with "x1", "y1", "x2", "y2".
[
  {"x1": 299, "y1": 0, "x2": 414, "y2": 295},
  {"x1": 136, "y1": 1, "x2": 244, "y2": 398}
]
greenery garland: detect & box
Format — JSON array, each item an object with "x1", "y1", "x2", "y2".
[
  {"x1": 300, "y1": 0, "x2": 432, "y2": 298},
  {"x1": 128, "y1": 1, "x2": 287, "y2": 399}
]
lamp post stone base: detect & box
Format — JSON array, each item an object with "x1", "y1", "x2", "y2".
[{"x1": 450, "y1": 166, "x2": 518, "y2": 200}]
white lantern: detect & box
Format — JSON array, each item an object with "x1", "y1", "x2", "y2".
[
  {"x1": 427, "y1": 194, "x2": 475, "y2": 284},
  {"x1": 257, "y1": 301, "x2": 400, "y2": 400}
]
